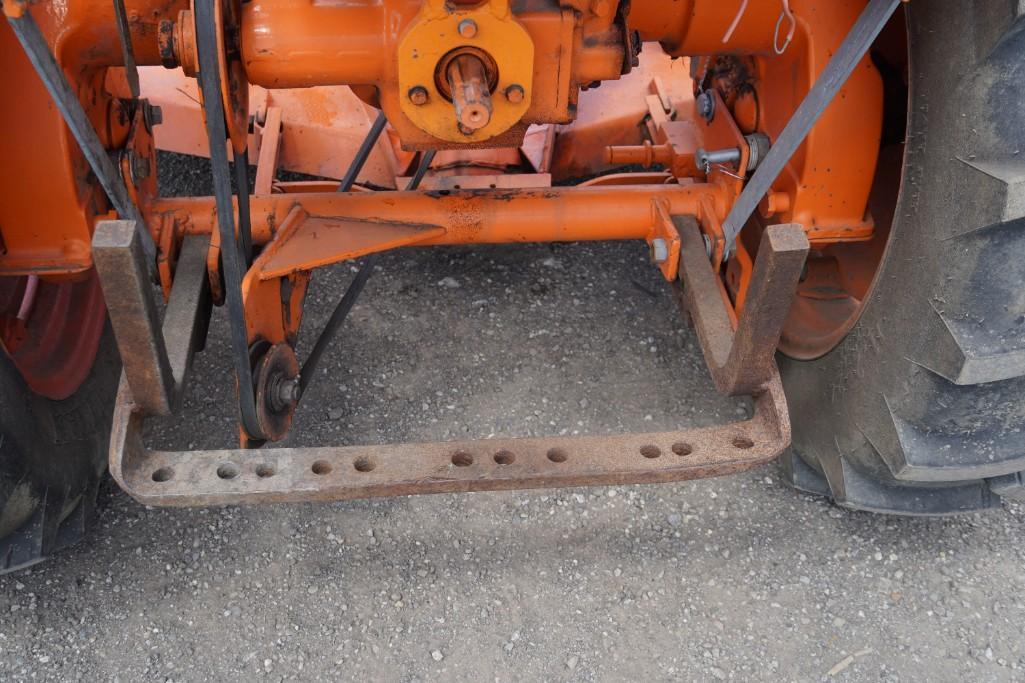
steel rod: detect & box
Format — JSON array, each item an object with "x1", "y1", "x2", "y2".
[
  {"x1": 336, "y1": 112, "x2": 388, "y2": 192},
  {"x1": 112, "y1": 0, "x2": 140, "y2": 98},
  {"x1": 300, "y1": 150, "x2": 437, "y2": 394},
  {"x1": 233, "y1": 147, "x2": 254, "y2": 265}
]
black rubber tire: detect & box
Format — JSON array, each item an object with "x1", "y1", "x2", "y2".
[
  {"x1": 0, "y1": 323, "x2": 120, "y2": 572},
  {"x1": 779, "y1": 1, "x2": 1025, "y2": 515}
]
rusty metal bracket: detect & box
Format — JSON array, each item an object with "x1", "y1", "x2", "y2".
[
  {"x1": 93, "y1": 220, "x2": 175, "y2": 415},
  {"x1": 100, "y1": 200, "x2": 805, "y2": 507},
  {"x1": 109, "y1": 369, "x2": 789, "y2": 506},
  {"x1": 162, "y1": 235, "x2": 213, "y2": 405},
  {"x1": 676, "y1": 217, "x2": 808, "y2": 396},
  {"x1": 106, "y1": 211, "x2": 794, "y2": 506},
  {"x1": 93, "y1": 225, "x2": 211, "y2": 415}
]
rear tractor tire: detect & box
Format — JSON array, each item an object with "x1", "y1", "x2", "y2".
[
  {"x1": 0, "y1": 325, "x2": 120, "y2": 572},
  {"x1": 779, "y1": 1, "x2": 1025, "y2": 514}
]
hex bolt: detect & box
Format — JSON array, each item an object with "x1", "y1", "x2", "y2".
[
  {"x1": 276, "y1": 376, "x2": 301, "y2": 407},
  {"x1": 457, "y1": 19, "x2": 478, "y2": 38},
  {"x1": 504, "y1": 84, "x2": 525, "y2": 104},
  {"x1": 650, "y1": 238, "x2": 669, "y2": 264},
  {"x1": 408, "y1": 86, "x2": 429, "y2": 106},
  {"x1": 696, "y1": 90, "x2": 715, "y2": 122},
  {"x1": 143, "y1": 103, "x2": 163, "y2": 128}
]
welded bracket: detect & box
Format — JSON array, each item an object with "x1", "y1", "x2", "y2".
[{"x1": 676, "y1": 217, "x2": 809, "y2": 396}]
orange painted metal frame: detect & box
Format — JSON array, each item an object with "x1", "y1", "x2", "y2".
[
  {"x1": 0, "y1": 0, "x2": 188, "y2": 278},
  {"x1": 1, "y1": 0, "x2": 890, "y2": 415},
  {"x1": 153, "y1": 183, "x2": 728, "y2": 248},
  {"x1": 240, "y1": 0, "x2": 628, "y2": 148},
  {"x1": 136, "y1": 68, "x2": 402, "y2": 187},
  {"x1": 0, "y1": 0, "x2": 882, "y2": 276},
  {"x1": 149, "y1": 182, "x2": 730, "y2": 355}
]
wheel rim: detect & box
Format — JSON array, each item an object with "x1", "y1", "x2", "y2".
[{"x1": 0, "y1": 271, "x2": 107, "y2": 399}]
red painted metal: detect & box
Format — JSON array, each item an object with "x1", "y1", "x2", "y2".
[{"x1": 0, "y1": 272, "x2": 107, "y2": 399}]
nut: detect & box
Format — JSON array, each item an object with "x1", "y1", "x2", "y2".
[
  {"x1": 649, "y1": 238, "x2": 669, "y2": 264},
  {"x1": 457, "y1": 19, "x2": 478, "y2": 38},
  {"x1": 744, "y1": 133, "x2": 771, "y2": 171},
  {"x1": 696, "y1": 90, "x2": 715, "y2": 122},
  {"x1": 504, "y1": 84, "x2": 525, "y2": 104},
  {"x1": 277, "y1": 377, "x2": 301, "y2": 407},
  {"x1": 408, "y1": 86, "x2": 429, "y2": 106}
]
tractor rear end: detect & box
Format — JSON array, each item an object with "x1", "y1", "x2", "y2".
[{"x1": 1, "y1": 0, "x2": 1024, "y2": 571}]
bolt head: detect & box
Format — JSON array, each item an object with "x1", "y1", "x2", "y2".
[
  {"x1": 408, "y1": 86, "x2": 429, "y2": 106},
  {"x1": 144, "y1": 103, "x2": 163, "y2": 128},
  {"x1": 458, "y1": 19, "x2": 478, "y2": 38},
  {"x1": 696, "y1": 91, "x2": 715, "y2": 121},
  {"x1": 504, "y1": 84, "x2": 525, "y2": 104},
  {"x1": 650, "y1": 238, "x2": 669, "y2": 264}
]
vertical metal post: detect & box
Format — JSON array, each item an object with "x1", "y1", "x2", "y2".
[
  {"x1": 162, "y1": 235, "x2": 212, "y2": 407},
  {"x1": 92, "y1": 220, "x2": 173, "y2": 415}
]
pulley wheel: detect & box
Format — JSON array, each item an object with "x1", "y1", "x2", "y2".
[{"x1": 253, "y1": 342, "x2": 300, "y2": 442}]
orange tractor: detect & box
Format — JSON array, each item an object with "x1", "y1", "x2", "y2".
[{"x1": 1, "y1": 0, "x2": 1023, "y2": 570}]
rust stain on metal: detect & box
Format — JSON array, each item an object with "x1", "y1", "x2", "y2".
[
  {"x1": 109, "y1": 367, "x2": 790, "y2": 507},
  {"x1": 676, "y1": 217, "x2": 808, "y2": 396}
]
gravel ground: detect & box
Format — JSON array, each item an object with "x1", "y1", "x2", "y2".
[{"x1": 2, "y1": 155, "x2": 1025, "y2": 681}]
